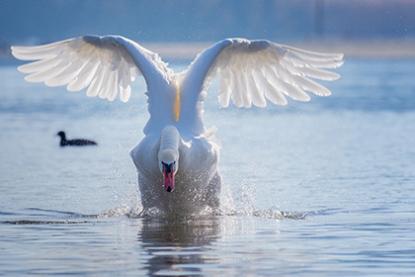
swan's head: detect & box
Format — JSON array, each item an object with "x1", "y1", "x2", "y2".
[{"x1": 158, "y1": 149, "x2": 179, "y2": 192}]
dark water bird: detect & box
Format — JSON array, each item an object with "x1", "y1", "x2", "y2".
[{"x1": 56, "y1": 131, "x2": 97, "y2": 147}]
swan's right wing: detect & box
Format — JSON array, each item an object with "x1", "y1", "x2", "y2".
[
  {"x1": 182, "y1": 38, "x2": 343, "y2": 108},
  {"x1": 12, "y1": 35, "x2": 172, "y2": 102}
]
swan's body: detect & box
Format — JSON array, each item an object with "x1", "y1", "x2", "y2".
[
  {"x1": 130, "y1": 129, "x2": 221, "y2": 214},
  {"x1": 12, "y1": 35, "x2": 343, "y2": 215}
]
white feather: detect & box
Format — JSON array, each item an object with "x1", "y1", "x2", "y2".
[
  {"x1": 120, "y1": 85, "x2": 131, "y2": 103},
  {"x1": 67, "y1": 61, "x2": 100, "y2": 92},
  {"x1": 45, "y1": 60, "x2": 84, "y2": 87},
  {"x1": 182, "y1": 38, "x2": 343, "y2": 111},
  {"x1": 17, "y1": 57, "x2": 61, "y2": 73},
  {"x1": 86, "y1": 65, "x2": 105, "y2": 97},
  {"x1": 24, "y1": 60, "x2": 69, "y2": 83},
  {"x1": 98, "y1": 68, "x2": 112, "y2": 99},
  {"x1": 108, "y1": 71, "x2": 119, "y2": 102},
  {"x1": 12, "y1": 35, "x2": 171, "y2": 104}
]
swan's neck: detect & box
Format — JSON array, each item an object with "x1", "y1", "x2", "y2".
[{"x1": 158, "y1": 126, "x2": 180, "y2": 159}]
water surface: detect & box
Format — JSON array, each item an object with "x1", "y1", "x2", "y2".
[{"x1": 1, "y1": 60, "x2": 415, "y2": 276}]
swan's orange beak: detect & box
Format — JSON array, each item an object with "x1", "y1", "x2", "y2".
[
  {"x1": 162, "y1": 162, "x2": 175, "y2": 192},
  {"x1": 163, "y1": 172, "x2": 174, "y2": 192}
]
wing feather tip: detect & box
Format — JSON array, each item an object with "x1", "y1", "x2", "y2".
[
  {"x1": 24, "y1": 75, "x2": 42, "y2": 83},
  {"x1": 10, "y1": 51, "x2": 26, "y2": 60},
  {"x1": 17, "y1": 65, "x2": 28, "y2": 73},
  {"x1": 329, "y1": 72, "x2": 341, "y2": 81},
  {"x1": 314, "y1": 90, "x2": 332, "y2": 97},
  {"x1": 218, "y1": 100, "x2": 230, "y2": 108},
  {"x1": 336, "y1": 53, "x2": 345, "y2": 60},
  {"x1": 292, "y1": 95, "x2": 311, "y2": 102},
  {"x1": 66, "y1": 85, "x2": 80, "y2": 92},
  {"x1": 254, "y1": 103, "x2": 267, "y2": 108},
  {"x1": 333, "y1": 60, "x2": 344, "y2": 68}
]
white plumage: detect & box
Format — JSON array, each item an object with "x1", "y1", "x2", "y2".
[{"x1": 12, "y1": 35, "x2": 343, "y2": 215}]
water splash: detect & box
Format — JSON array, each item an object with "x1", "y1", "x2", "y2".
[
  {"x1": 218, "y1": 182, "x2": 307, "y2": 220},
  {"x1": 98, "y1": 182, "x2": 307, "y2": 220},
  {"x1": 95, "y1": 181, "x2": 309, "y2": 220},
  {"x1": 0, "y1": 181, "x2": 308, "y2": 225}
]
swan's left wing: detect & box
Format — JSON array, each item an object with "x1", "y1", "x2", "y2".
[
  {"x1": 11, "y1": 35, "x2": 172, "y2": 102},
  {"x1": 181, "y1": 38, "x2": 343, "y2": 109}
]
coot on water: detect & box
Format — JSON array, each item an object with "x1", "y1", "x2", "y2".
[{"x1": 56, "y1": 131, "x2": 97, "y2": 147}]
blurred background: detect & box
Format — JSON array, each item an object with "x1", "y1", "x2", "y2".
[{"x1": 1, "y1": 0, "x2": 415, "y2": 61}]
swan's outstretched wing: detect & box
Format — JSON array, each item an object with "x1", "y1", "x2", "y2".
[
  {"x1": 12, "y1": 35, "x2": 172, "y2": 102},
  {"x1": 182, "y1": 38, "x2": 343, "y2": 109}
]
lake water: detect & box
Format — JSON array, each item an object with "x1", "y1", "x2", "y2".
[{"x1": 0, "y1": 59, "x2": 414, "y2": 276}]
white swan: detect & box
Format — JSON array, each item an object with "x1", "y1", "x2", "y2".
[{"x1": 11, "y1": 36, "x2": 343, "y2": 214}]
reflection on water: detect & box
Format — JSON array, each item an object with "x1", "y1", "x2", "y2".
[{"x1": 139, "y1": 217, "x2": 220, "y2": 276}]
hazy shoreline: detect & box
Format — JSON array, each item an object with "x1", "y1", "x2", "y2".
[
  {"x1": 2, "y1": 40, "x2": 415, "y2": 63},
  {"x1": 143, "y1": 40, "x2": 415, "y2": 60}
]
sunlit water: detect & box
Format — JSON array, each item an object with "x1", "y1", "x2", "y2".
[{"x1": 1, "y1": 60, "x2": 415, "y2": 276}]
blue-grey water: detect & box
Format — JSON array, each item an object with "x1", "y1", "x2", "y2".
[{"x1": 0, "y1": 60, "x2": 414, "y2": 276}]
